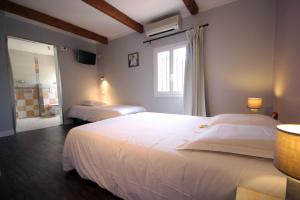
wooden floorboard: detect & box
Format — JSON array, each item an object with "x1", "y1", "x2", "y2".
[{"x1": 0, "y1": 125, "x2": 121, "y2": 200}]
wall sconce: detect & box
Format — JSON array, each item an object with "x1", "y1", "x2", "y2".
[
  {"x1": 247, "y1": 98, "x2": 263, "y2": 112},
  {"x1": 100, "y1": 75, "x2": 105, "y2": 81}
]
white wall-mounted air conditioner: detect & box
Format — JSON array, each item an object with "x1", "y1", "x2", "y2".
[{"x1": 145, "y1": 15, "x2": 181, "y2": 37}]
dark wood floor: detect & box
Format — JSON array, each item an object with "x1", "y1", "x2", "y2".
[{"x1": 0, "y1": 125, "x2": 121, "y2": 200}]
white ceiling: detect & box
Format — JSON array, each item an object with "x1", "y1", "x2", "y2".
[
  {"x1": 8, "y1": 37, "x2": 55, "y2": 55},
  {"x1": 8, "y1": 0, "x2": 237, "y2": 42}
]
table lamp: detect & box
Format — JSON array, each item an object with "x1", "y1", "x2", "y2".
[
  {"x1": 274, "y1": 124, "x2": 300, "y2": 200},
  {"x1": 247, "y1": 98, "x2": 263, "y2": 112}
]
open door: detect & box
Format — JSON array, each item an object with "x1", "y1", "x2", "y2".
[{"x1": 7, "y1": 36, "x2": 63, "y2": 133}]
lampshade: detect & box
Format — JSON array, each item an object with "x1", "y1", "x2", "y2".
[
  {"x1": 247, "y1": 98, "x2": 263, "y2": 111},
  {"x1": 274, "y1": 124, "x2": 300, "y2": 180}
]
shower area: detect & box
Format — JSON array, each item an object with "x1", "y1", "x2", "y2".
[{"x1": 7, "y1": 37, "x2": 63, "y2": 133}]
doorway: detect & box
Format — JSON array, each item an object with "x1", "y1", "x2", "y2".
[{"x1": 7, "y1": 37, "x2": 63, "y2": 133}]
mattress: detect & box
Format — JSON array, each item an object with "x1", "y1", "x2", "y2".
[
  {"x1": 63, "y1": 112, "x2": 286, "y2": 200},
  {"x1": 67, "y1": 104, "x2": 146, "y2": 122}
]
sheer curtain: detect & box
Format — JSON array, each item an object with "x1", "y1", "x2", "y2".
[{"x1": 183, "y1": 25, "x2": 206, "y2": 116}]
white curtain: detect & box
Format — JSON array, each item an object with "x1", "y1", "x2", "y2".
[{"x1": 184, "y1": 26, "x2": 206, "y2": 116}]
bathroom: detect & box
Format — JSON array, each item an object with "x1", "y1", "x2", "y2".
[{"x1": 8, "y1": 37, "x2": 63, "y2": 133}]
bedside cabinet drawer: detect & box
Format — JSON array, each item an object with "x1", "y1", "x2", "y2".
[{"x1": 236, "y1": 187, "x2": 283, "y2": 200}]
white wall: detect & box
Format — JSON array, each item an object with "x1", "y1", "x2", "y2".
[
  {"x1": 37, "y1": 54, "x2": 57, "y2": 84},
  {"x1": 9, "y1": 49, "x2": 57, "y2": 84},
  {"x1": 98, "y1": 0, "x2": 276, "y2": 116},
  {"x1": 9, "y1": 49, "x2": 36, "y2": 84}
]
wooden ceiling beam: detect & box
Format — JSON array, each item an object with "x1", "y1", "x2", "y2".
[
  {"x1": 0, "y1": 0, "x2": 108, "y2": 44},
  {"x1": 82, "y1": 0, "x2": 144, "y2": 33},
  {"x1": 182, "y1": 0, "x2": 199, "y2": 15}
]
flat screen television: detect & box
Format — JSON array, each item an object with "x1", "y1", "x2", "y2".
[{"x1": 77, "y1": 50, "x2": 96, "y2": 65}]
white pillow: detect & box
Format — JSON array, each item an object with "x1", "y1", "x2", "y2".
[
  {"x1": 80, "y1": 100, "x2": 106, "y2": 106},
  {"x1": 177, "y1": 124, "x2": 275, "y2": 159},
  {"x1": 208, "y1": 114, "x2": 279, "y2": 128}
]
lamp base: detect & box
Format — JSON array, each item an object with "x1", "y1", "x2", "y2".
[{"x1": 286, "y1": 177, "x2": 300, "y2": 200}]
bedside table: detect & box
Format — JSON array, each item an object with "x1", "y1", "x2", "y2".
[{"x1": 236, "y1": 187, "x2": 283, "y2": 200}]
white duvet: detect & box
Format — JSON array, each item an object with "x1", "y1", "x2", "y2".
[
  {"x1": 63, "y1": 112, "x2": 286, "y2": 200},
  {"x1": 68, "y1": 104, "x2": 146, "y2": 122}
]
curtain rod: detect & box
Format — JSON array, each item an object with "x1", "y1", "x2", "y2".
[{"x1": 143, "y1": 23, "x2": 209, "y2": 44}]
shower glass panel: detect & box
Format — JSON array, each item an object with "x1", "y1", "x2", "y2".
[{"x1": 7, "y1": 37, "x2": 63, "y2": 133}]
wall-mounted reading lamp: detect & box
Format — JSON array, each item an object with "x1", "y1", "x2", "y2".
[{"x1": 100, "y1": 75, "x2": 105, "y2": 81}]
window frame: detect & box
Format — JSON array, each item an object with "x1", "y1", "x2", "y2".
[{"x1": 153, "y1": 41, "x2": 187, "y2": 98}]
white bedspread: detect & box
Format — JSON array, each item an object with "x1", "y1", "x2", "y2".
[
  {"x1": 63, "y1": 112, "x2": 286, "y2": 200},
  {"x1": 68, "y1": 104, "x2": 146, "y2": 122}
]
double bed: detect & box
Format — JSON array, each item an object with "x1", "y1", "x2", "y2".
[{"x1": 63, "y1": 112, "x2": 286, "y2": 200}]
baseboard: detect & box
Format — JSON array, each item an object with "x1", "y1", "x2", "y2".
[{"x1": 0, "y1": 129, "x2": 14, "y2": 137}]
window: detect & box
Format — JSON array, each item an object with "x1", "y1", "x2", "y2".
[{"x1": 154, "y1": 42, "x2": 187, "y2": 97}]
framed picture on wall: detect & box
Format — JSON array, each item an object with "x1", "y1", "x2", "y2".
[{"x1": 128, "y1": 52, "x2": 139, "y2": 68}]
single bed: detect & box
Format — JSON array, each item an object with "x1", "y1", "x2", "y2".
[
  {"x1": 68, "y1": 104, "x2": 146, "y2": 122},
  {"x1": 63, "y1": 112, "x2": 286, "y2": 200}
]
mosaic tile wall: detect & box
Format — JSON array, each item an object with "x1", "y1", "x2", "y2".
[
  {"x1": 15, "y1": 84, "x2": 59, "y2": 119},
  {"x1": 15, "y1": 86, "x2": 40, "y2": 119}
]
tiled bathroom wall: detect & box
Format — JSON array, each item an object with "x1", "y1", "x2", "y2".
[
  {"x1": 15, "y1": 84, "x2": 58, "y2": 119},
  {"x1": 15, "y1": 85, "x2": 40, "y2": 118}
]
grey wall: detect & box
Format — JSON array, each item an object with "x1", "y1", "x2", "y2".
[
  {"x1": 0, "y1": 12, "x2": 99, "y2": 136},
  {"x1": 273, "y1": 0, "x2": 300, "y2": 123},
  {"x1": 0, "y1": 12, "x2": 14, "y2": 137},
  {"x1": 98, "y1": 0, "x2": 276, "y2": 116}
]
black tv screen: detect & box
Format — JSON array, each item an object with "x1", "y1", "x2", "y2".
[{"x1": 77, "y1": 50, "x2": 96, "y2": 65}]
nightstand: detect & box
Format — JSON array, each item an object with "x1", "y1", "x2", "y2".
[{"x1": 236, "y1": 187, "x2": 283, "y2": 200}]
